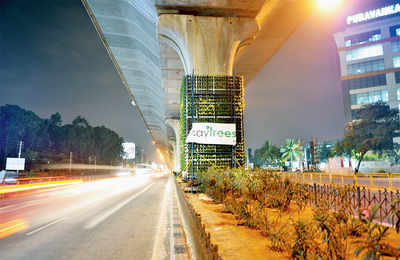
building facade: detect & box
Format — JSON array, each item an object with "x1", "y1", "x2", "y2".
[{"x1": 334, "y1": 2, "x2": 400, "y2": 122}]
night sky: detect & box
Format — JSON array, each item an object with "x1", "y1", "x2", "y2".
[{"x1": 0, "y1": 0, "x2": 390, "y2": 157}]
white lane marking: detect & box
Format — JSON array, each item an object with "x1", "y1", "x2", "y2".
[
  {"x1": 84, "y1": 184, "x2": 153, "y2": 229},
  {"x1": 169, "y1": 178, "x2": 175, "y2": 260},
  {"x1": 151, "y1": 179, "x2": 169, "y2": 260},
  {"x1": 26, "y1": 217, "x2": 65, "y2": 236}
]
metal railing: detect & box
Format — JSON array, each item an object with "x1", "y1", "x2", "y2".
[
  {"x1": 291, "y1": 182, "x2": 400, "y2": 226},
  {"x1": 280, "y1": 172, "x2": 400, "y2": 189}
]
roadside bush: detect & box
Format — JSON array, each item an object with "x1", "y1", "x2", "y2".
[
  {"x1": 291, "y1": 220, "x2": 321, "y2": 259},
  {"x1": 197, "y1": 167, "x2": 400, "y2": 259}
]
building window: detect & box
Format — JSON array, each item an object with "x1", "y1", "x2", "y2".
[
  {"x1": 347, "y1": 59, "x2": 384, "y2": 75},
  {"x1": 396, "y1": 72, "x2": 400, "y2": 83},
  {"x1": 394, "y1": 56, "x2": 400, "y2": 68},
  {"x1": 346, "y1": 44, "x2": 383, "y2": 61},
  {"x1": 390, "y1": 24, "x2": 400, "y2": 37},
  {"x1": 393, "y1": 40, "x2": 400, "y2": 53},
  {"x1": 344, "y1": 74, "x2": 387, "y2": 90},
  {"x1": 350, "y1": 90, "x2": 389, "y2": 106},
  {"x1": 344, "y1": 30, "x2": 381, "y2": 47}
]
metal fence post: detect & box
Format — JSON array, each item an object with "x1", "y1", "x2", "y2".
[
  {"x1": 356, "y1": 186, "x2": 361, "y2": 215},
  {"x1": 313, "y1": 183, "x2": 317, "y2": 205}
]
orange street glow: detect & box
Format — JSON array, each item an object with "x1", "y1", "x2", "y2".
[
  {"x1": 0, "y1": 219, "x2": 29, "y2": 239},
  {"x1": 0, "y1": 179, "x2": 82, "y2": 195}
]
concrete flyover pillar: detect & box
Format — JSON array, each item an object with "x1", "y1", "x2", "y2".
[
  {"x1": 159, "y1": 15, "x2": 258, "y2": 174},
  {"x1": 158, "y1": 15, "x2": 258, "y2": 75},
  {"x1": 166, "y1": 119, "x2": 181, "y2": 172}
]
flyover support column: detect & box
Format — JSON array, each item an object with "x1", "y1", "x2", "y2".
[
  {"x1": 159, "y1": 15, "x2": 258, "y2": 174},
  {"x1": 166, "y1": 119, "x2": 181, "y2": 172}
]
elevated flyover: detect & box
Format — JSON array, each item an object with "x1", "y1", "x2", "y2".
[{"x1": 81, "y1": 0, "x2": 313, "y2": 169}]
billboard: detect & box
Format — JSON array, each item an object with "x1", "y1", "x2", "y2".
[
  {"x1": 6, "y1": 158, "x2": 25, "y2": 171},
  {"x1": 122, "y1": 142, "x2": 136, "y2": 159},
  {"x1": 186, "y1": 123, "x2": 236, "y2": 145}
]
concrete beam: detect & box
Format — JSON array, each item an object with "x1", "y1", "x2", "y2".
[
  {"x1": 158, "y1": 14, "x2": 258, "y2": 75},
  {"x1": 156, "y1": 0, "x2": 265, "y2": 18}
]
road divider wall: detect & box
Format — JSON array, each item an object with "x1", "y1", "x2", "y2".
[{"x1": 174, "y1": 177, "x2": 222, "y2": 260}]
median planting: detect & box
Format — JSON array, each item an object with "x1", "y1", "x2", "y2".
[{"x1": 193, "y1": 167, "x2": 400, "y2": 259}]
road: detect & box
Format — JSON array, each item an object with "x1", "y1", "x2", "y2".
[{"x1": 0, "y1": 174, "x2": 187, "y2": 260}]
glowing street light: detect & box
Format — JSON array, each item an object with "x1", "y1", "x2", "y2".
[
  {"x1": 316, "y1": 0, "x2": 342, "y2": 11},
  {"x1": 157, "y1": 149, "x2": 165, "y2": 162}
]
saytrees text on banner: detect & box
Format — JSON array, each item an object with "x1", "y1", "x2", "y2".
[{"x1": 186, "y1": 123, "x2": 236, "y2": 145}]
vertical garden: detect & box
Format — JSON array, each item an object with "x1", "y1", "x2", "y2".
[{"x1": 179, "y1": 75, "x2": 246, "y2": 176}]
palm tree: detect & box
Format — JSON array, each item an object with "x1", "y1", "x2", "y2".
[
  {"x1": 280, "y1": 139, "x2": 303, "y2": 169},
  {"x1": 261, "y1": 140, "x2": 280, "y2": 166}
]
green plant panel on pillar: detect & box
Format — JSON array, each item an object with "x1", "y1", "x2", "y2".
[{"x1": 183, "y1": 75, "x2": 245, "y2": 176}]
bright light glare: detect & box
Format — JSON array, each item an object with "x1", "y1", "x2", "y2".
[
  {"x1": 116, "y1": 171, "x2": 131, "y2": 177},
  {"x1": 316, "y1": 0, "x2": 341, "y2": 10}
]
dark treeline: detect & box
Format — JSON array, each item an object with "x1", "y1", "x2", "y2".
[{"x1": 0, "y1": 105, "x2": 124, "y2": 170}]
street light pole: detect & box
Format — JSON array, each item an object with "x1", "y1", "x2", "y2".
[
  {"x1": 69, "y1": 152, "x2": 72, "y2": 174},
  {"x1": 17, "y1": 141, "x2": 23, "y2": 175},
  {"x1": 18, "y1": 141, "x2": 23, "y2": 158}
]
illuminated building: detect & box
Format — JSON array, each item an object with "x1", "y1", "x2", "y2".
[{"x1": 334, "y1": 2, "x2": 400, "y2": 122}]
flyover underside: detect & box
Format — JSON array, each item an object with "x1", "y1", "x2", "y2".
[
  {"x1": 81, "y1": 0, "x2": 312, "y2": 167},
  {"x1": 82, "y1": 0, "x2": 167, "y2": 146}
]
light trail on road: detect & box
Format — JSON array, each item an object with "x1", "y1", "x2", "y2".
[
  {"x1": 0, "y1": 218, "x2": 29, "y2": 239},
  {"x1": 0, "y1": 174, "x2": 184, "y2": 260},
  {"x1": 0, "y1": 179, "x2": 83, "y2": 195}
]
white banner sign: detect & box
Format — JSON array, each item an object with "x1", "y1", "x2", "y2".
[
  {"x1": 186, "y1": 123, "x2": 236, "y2": 145},
  {"x1": 6, "y1": 158, "x2": 25, "y2": 171},
  {"x1": 122, "y1": 142, "x2": 136, "y2": 159}
]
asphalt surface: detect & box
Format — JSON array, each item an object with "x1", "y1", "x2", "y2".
[{"x1": 0, "y1": 174, "x2": 183, "y2": 260}]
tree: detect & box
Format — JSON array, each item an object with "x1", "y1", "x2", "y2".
[
  {"x1": 253, "y1": 140, "x2": 280, "y2": 168},
  {"x1": 335, "y1": 102, "x2": 399, "y2": 173},
  {"x1": 0, "y1": 105, "x2": 45, "y2": 169},
  {"x1": 93, "y1": 126, "x2": 124, "y2": 165},
  {"x1": 386, "y1": 144, "x2": 400, "y2": 173},
  {"x1": 280, "y1": 138, "x2": 303, "y2": 168},
  {"x1": 318, "y1": 142, "x2": 334, "y2": 163},
  {"x1": 261, "y1": 140, "x2": 280, "y2": 166},
  {"x1": 0, "y1": 105, "x2": 124, "y2": 169}
]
